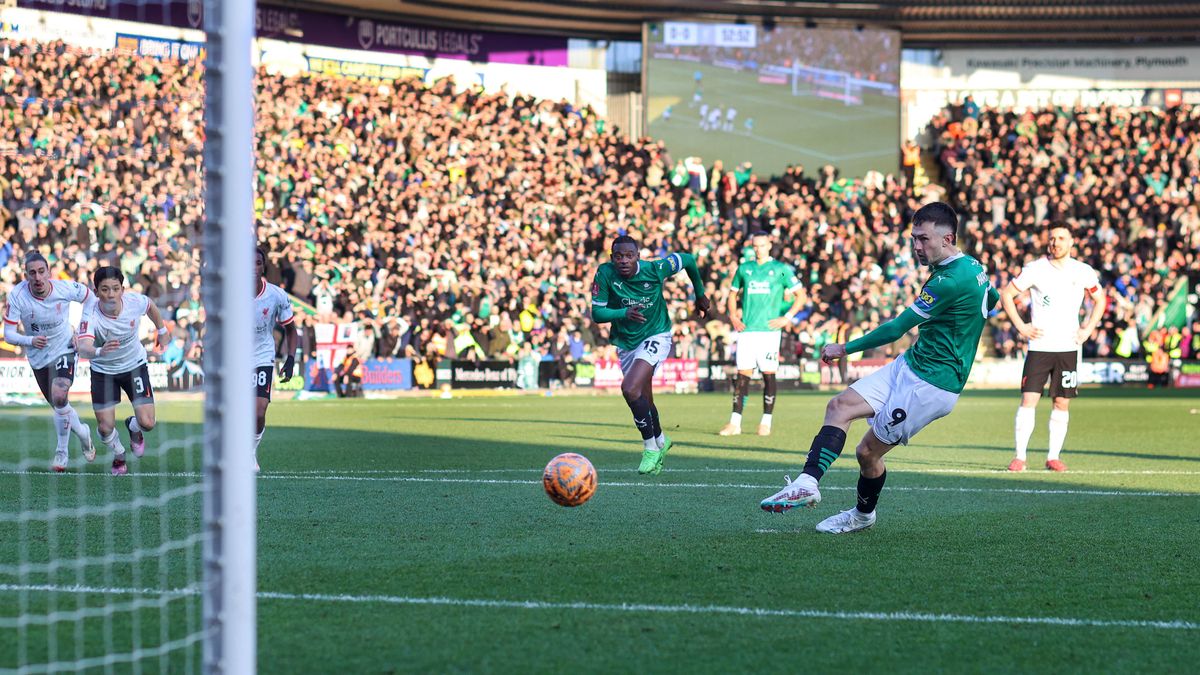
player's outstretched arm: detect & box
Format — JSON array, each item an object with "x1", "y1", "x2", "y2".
[
  {"x1": 677, "y1": 253, "x2": 710, "y2": 317},
  {"x1": 678, "y1": 253, "x2": 706, "y2": 296},
  {"x1": 3, "y1": 313, "x2": 35, "y2": 347},
  {"x1": 842, "y1": 307, "x2": 927, "y2": 356}
]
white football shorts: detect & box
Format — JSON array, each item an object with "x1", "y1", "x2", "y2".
[
  {"x1": 617, "y1": 331, "x2": 672, "y2": 376},
  {"x1": 849, "y1": 354, "x2": 959, "y2": 446},
  {"x1": 734, "y1": 330, "x2": 782, "y2": 373}
]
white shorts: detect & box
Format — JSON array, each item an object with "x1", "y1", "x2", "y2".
[
  {"x1": 617, "y1": 332, "x2": 672, "y2": 376},
  {"x1": 734, "y1": 331, "x2": 781, "y2": 373},
  {"x1": 849, "y1": 354, "x2": 958, "y2": 446}
]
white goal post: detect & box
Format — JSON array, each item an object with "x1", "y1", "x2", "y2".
[{"x1": 202, "y1": 0, "x2": 258, "y2": 673}]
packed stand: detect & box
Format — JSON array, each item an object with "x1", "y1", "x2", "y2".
[
  {"x1": 0, "y1": 40, "x2": 205, "y2": 364},
  {"x1": 929, "y1": 100, "x2": 1200, "y2": 361},
  {"x1": 247, "y1": 60, "x2": 931, "y2": 378},
  {"x1": 3, "y1": 38, "x2": 1196, "y2": 388}
]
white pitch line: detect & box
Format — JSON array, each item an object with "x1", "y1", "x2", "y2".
[
  {"x1": 0, "y1": 583, "x2": 1194, "y2": 632},
  {"x1": 0, "y1": 470, "x2": 1192, "y2": 497},
  {"x1": 259, "y1": 475, "x2": 1191, "y2": 498},
  {"x1": 274, "y1": 468, "x2": 1200, "y2": 477}
]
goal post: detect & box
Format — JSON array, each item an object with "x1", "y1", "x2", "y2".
[{"x1": 201, "y1": 0, "x2": 257, "y2": 672}]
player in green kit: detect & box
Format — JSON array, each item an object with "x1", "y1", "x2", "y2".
[
  {"x1": 760, "y1": 202, "x2": 1000, "y2": 533},
  {"x1": 720, "y1": 231, "x2": 805, "y2": 437},
  {"x1": 591, "y1": 235, "x2": 710, "y2": 475}
]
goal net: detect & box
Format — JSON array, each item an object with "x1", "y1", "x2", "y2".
[
  {"x1": 0, "y1": 0, "x2": 255, "y2": 671},
  {"x1": 789, "y1": 63, "x2": 863, "y2": 106}
]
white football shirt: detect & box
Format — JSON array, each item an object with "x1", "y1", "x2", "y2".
[
  {"x1": 254, "y1": 280, "x2": 295, "y2": 368},
  {"x1": 80, "y1": 292, "x2": 152, "y2": 374},
  {"x1": 1012, "y1": 257, "x2": 1101, "y2": 353},
  {"x1": 3, "y1": 280, "x2": 91, "y2": 369}
]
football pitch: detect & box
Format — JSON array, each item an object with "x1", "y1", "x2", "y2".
[
  {"x1": 647, "y1": 60, "x2": 900, "y2": 179},
  {"x1": 2, "y1": 389, "x2": 1198, "y2": 672}
]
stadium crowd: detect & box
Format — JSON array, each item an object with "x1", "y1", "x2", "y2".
[
  {"x1": 2, "y1": 39, "x2": 1197, "y2": 385},
  {"x1": 930, "y1": 100, "x2": 1200, "y2": 362}
]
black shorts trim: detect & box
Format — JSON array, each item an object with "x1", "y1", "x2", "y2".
[
  {"x1": 91, "y1": 363, "x2": 155, "y2": 410},
  {"x1": 1021, "y1": 351, "x2": 1080, "y2": 399},
  {"x1": 33, "y1": 352, "x2": 78, "y2": 402},
  {"x1": 255, "y1": 365, "x2": 274, "y2": 401}
]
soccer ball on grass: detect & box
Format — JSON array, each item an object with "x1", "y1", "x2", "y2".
[{"x1": 542, "y1": 453, "x2": 597, "y2": 507}]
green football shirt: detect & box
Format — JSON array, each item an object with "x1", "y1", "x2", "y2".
[
  {"x1": 905, "y1": 252, "x2": 999, "y2": 393},
  {"x1": 730, "y1": 258, "x2": 801, "y2": 332},
  {"x1": 591, "y1": 254, "x2": 684, "y2": 350}
]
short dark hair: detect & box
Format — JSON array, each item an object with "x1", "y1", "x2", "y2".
[
  {"x1": 611, "y1": 235, "x2": 637, "y2": 251},
  {"x1": 23, "y1": 251, "x2": 48, "y2": 269},
  {"x1": 256, "y1": 247, "x2": 268, "y2": 265},
  {"x1": 749, "y1": 230, "x2": 770, "y2": 240},
  {"x1": 1046, "y1": 222, "x2": 1073, "y2": 237},
  {"x1": 911, "y1": 202, "x2": 958, "y2": 242},
  {"x1": 92, "y1": 266, "x2": 123, "y2": 288}
]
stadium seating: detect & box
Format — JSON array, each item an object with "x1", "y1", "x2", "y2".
[{"x1": 2, "y1": 39, "x2": 1195, "y2": 371}]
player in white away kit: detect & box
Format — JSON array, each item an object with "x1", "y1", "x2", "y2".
[
  {"x1": 2, "y1": 252, "x2": 95, "y2": 471},
  {"x1": 253, "y1": 248, "x2": 298, "y2": 472},
  {"x1": 76, "y1": 267, "x2": 168, "y2": 475},
  {"x1": 1000, "y1": 224, "x2": 1105, "y2": 472},
  {"x1": 707, "y1": 106, "x2": 723, "y2": 132}
]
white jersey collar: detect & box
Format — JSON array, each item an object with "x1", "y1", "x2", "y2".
[{"x1": 936, "y1": 251, "x2": 964, "y2": 267}]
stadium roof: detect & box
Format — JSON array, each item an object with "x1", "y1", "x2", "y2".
[{"x1": 300, "y1": 0, "x2": 1200, "y2": 44}]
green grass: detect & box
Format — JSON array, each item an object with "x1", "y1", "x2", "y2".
[
  {"x1": 647, "y1": 59, "x2": 900, "y2": 178},
  {"x1": 2, "y1": 389, "x2": 1199, "y2": 672}
]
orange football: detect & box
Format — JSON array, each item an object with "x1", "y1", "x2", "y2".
[{"x1": 542, "y1": 453, "x2": 597, "y2": 507}]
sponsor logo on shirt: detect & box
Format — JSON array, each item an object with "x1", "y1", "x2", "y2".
[{"x1": 916, "y1": 288, "x2": 938, "y2": 311}]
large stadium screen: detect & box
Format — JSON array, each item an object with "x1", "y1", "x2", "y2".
[{"x1": 645, "y1": 19, "x2": 900, "y2": 179}]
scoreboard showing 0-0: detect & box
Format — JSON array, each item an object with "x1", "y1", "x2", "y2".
[
  {"x1": 645, "y1": 18, "x2": 900, "y2": 179},
  {"x1": 663, "y1": 21, "x2": 757, "y2": 49}
]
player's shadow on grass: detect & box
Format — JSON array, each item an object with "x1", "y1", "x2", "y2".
[
  {"x1": 244, "y1": 425, "x2": 1200, "y2": 504},
  {"x1": 921, "y1": 442, "x2": 1200, "y2": 464},
  {"x1": 546, "y1": 432, "x2": 813, "y2": 458}
]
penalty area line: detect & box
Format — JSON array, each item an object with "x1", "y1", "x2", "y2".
[
  {"x1": 0, "y1": 583, "x2": 1194, "y2": 631},
  {"x1": 259, "y1": 474, "x2": 1192, "y2": 498},
  {"x1": 0, "y1": 470, "x2": 1189, "y2": 497}
]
